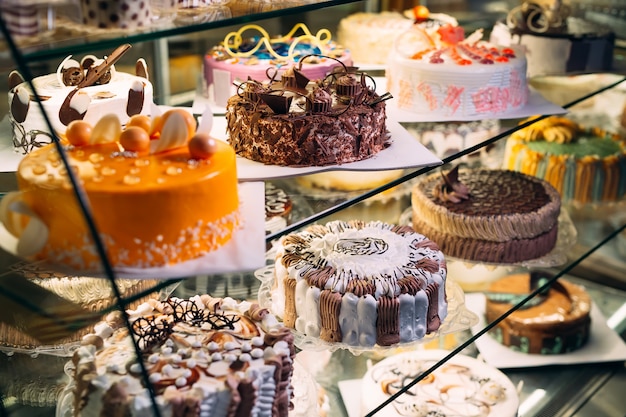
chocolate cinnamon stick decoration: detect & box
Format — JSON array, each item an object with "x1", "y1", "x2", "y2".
[{"x1": 77, "y1": 43, "x2": 132, "y2": 88}]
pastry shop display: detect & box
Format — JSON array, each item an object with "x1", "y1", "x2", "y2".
[
  {"x1": 411, "y1": 166, "x2": 561, "y2": 263},
  {"x1": 7, "y1": 44, "x2": 153, "y2": 155},
  {"x1": 270, "y1": 220, "x2": 448, "y2": 348},
  {"x1": 490, "y1": 0, "x2": 615, "y2": 77},
  {"x1": 226, "y1": 59, "x2": 391, "y2": 166},
  {"x1": 265, "y1": 181, "x2": 293, "y2": 235},
  {"x1": 204, "y1": 23, "x2": 352, "y2": 106},
  {"x1": 386, "y1": 9, "x2": 528, "y2": 119},
  {"x1": 63, "y1": 295, "x2": 296, "y2": 417},
  {"x1": 361, "y1": 349, "x2": 519, "y2": 417},
  {"x1": 0, "y1": 262, "x2": 158, "y2": 354},
  {"x1": 485, "y1": 271, "x2": 591, "y2": 354},
  {"x1": 504, "y1": 115, "x2": 626, "y2": 204},
  {"x1": 0, "y1": 108, "x2": 241, "y2": 272}
]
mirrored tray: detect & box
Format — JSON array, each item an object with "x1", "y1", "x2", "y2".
[{"x1": 255, "y1": 264, "x2": 478, "y2": 356}]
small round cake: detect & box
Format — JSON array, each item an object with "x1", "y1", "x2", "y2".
[
  {"x1": 271, "y1": 220, "x2": 447, "y2": 347},
  {"x1": 504, "y1": 115, "x2": 626, "y2": 205},
  {"x1": 204, "y1": 23, "x2": 352, "y2": 107},
  {"x1": 65, "y1": 295, "x2": 296, "y2": 417},
  {"x1": 226, "y1": 64, "x2": 390, "y2": 167},
  {"x1": 490, "y1": 1, "x2": 615, "y2": 77},
  {"x1": 485, "y1": 272, "x2": 591, "y2": 354},
  {"x1": 386, "y1": 15, "x2": 528, "y2": 119},
  {"x1": 411, "y1": 166, "x2": 561, "y2": 263},
  {"x1": 361, "y1": 349, "x2": 519, "y2": 417}
]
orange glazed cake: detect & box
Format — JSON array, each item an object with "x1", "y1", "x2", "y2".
[{"x1": 0, "y1": 110, "x2": 240, "y2": 271}]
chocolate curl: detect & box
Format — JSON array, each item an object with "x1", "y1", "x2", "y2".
[{"x1": 77, "y1": 43, "x2": 131, "y2": 88}]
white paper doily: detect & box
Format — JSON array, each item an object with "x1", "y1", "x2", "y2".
[{"x1": 255, "y1": 264, "x2": 478, "y2": 356}]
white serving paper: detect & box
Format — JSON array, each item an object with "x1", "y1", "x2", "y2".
[
  {"x1": 0, "y1": 182, "x2": 266, "y2": 280},
  {"x1": 466, "y1": 293, "x2": 626, "y2": 369},
  {"x1": 210, "y1": 117, "x2": 443, "y2": 181}
]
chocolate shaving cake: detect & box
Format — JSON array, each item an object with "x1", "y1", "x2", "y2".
[
  {"x1": 271, "y1": 220, "x2": 447, "y2": 347},
  {"x1": 225, "y1": 56, "x2": 391, "y2": 167},
  {"x1": 411, "y1": 167, "x2": 561, "y2": 263}
]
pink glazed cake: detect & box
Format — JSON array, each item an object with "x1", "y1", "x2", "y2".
[{"x1": 204, "y1": 23, "x2": 352, "y2": 106}]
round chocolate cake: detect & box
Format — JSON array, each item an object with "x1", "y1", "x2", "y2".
[{"x1": 411, "y1": 167, "x2": 561, "y2": 263}]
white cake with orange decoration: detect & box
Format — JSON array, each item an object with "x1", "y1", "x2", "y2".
[
  {"x1": 386, "y1": 9, "x2": 529, "y2": 119},
  {"x1": 7, "y1": 44, "x2": 154, "y2": 155},
  {"x1": 204, "y1": 23, "x2": 352, "y2": 107},
  {"x1": 0, "y1": 108, "x2": 240, "y2": 272}
]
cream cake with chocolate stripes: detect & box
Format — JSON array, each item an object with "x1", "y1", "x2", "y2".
[{"x1": 271, "y1": 220, "x2": 447, "y2": 347}]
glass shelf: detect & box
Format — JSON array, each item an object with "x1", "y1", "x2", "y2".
[{"x1": 0, "y1": 0, "x2": 361, "y2": 70}]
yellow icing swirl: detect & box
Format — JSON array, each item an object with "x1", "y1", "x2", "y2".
[{"x1": 222, "y1": 23, "x2": 332, "y2": 62}]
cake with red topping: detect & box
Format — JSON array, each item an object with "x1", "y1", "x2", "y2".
[
  {"x1": 66, "y1": 295, "x2": 296, "y2": 417},
  {"x1": 386, "y1": 10, "x2": 528, "y2": 119},
  {"x1": 270, "y1": 220, "x2": 447, "y2": 348},
  {"x1": 204, "y1": 23, "x2": 352, "y2": 107},
  {"x1": 226, "y1": 61, "x2": 391, "y2": 167},
  {"x1": 411, "y1": 167, "x2": 561, "y2": 263}
]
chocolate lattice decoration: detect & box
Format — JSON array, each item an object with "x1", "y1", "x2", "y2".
[{"x1": 131, "y1": 298, "x2": 242, "y2": 352}]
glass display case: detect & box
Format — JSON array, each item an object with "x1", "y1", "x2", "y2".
[{"x1": 0, "y1": 0, "x2": 625, "y2": 416}]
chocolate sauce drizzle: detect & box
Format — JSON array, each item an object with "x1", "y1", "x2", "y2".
[{"x1": 131, "y1": 298, "x2": 242, "y2": 352}]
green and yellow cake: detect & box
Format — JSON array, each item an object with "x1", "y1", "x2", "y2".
[{"x1": 504, "y1": 116, "x2": 626, "y2": 204}]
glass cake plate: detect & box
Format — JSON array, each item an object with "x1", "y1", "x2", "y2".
[
  {"x1": 399, "y1": 207, "x2": 578, "y2": 292},
  {"x1": 255, "y1": 263, "x2": 478, "y2": 356},
  {"x1": 56, "y1": 360, "x2": 322, "y2": 417}
]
